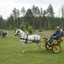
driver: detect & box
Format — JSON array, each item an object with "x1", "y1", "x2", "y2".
[{"x1": 48, "y1": 26, "x2": 62, "y2": 44}]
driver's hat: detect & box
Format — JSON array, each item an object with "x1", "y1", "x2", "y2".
[{"x1": 57, "y1": 26, "x2": 60, "y2": 29}]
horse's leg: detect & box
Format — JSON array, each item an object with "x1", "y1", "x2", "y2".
[
  {"x1": 37, "y1": 42, "x2": 41, "y2": 52},
  {"x1": 22, "y1": 42, "x2": 25, "y2": 53}
]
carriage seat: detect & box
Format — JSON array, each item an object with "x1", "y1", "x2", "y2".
[{"x1": 54, "y1": 37, "x2": 63, "y2": 43}]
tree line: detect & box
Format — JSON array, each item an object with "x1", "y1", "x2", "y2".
[{"x1": 0, "y1": 4, "x2": 64, "y2": 30}]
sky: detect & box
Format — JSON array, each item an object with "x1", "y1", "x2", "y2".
[{"x1": 0, "y1": 0, "x2": 64, "y2": 19}]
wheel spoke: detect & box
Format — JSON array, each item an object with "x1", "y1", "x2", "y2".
[
  {"x1": 45, "y1": 44, "x2": 52, "y2": 50},
  {"x1": 52, "y1": 44, "x2": 61, "y2": 53}
]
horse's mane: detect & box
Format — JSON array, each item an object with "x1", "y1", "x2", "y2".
[{"x1": 18, "y1": 29, "x2": 25, "y2": 34}]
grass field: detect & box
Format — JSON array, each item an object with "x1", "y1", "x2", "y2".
[{"x1": 0, "y1": 30, "x2": 64, "y2": 64}]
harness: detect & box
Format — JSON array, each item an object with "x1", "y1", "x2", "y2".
[
  {"x1": 20, "y1": 34, "x2": 40, "y2": 43},
  {"x1": 33, "y1": 35, "x2": 37, "y2": 42},
  {"x1": 20, "y1": 34, "x2": 28, "y2": 43},
  {"x1": 25, "y1": 34, "x2": 28, "y2": 43}
]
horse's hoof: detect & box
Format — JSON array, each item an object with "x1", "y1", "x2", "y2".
[
  {"x1": 22, "y1": 51, "x2": 25, "y2": 53},
  {"x1": 40, "y1": 51, "x2": 42, "y2": 53}
]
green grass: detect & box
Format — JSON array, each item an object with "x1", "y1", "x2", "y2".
[{"x1": 0, "y1": 30, "x2": 64, "y2": 64}]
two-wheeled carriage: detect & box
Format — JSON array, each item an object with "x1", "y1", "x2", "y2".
[{"x1": 38, "y1": 37, "x2": 63, "y2": 53}]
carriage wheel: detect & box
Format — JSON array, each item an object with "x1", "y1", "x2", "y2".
[
  {"x1": 52, "y1": 44, "x2": 61, "y2": 53},
  {"x1": 45, "y1": 44, "x2": 52, "y2": 50}
]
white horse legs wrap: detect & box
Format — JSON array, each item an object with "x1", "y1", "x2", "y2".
[
  {"x1": 22, "y1": 42, "x2": 41, "y2": 53},
  {"x1": 37, "y1": 42, "x2": 41, "y2": 52},
  {"x1": 22, "y1": 42, "x2": 25, "y2": 53}
]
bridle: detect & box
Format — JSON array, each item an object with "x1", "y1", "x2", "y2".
[{"x1": 16, "y1": 31, "x2": 19, "y2": 35}]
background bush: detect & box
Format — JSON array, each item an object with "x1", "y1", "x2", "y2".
[
  {"x1": 19, "y1": 22, "x2": 26, "y2": 31},
  {"x1": 28, "y1": 26, "x2": 33, "y2": 34},
  {"x1": 14, "y1": 27, "x2": 17, "y2": 32}
]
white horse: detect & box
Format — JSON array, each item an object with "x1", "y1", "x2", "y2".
[{"x1": 14, "y1": 29, "x2": 41, "y2": 53}]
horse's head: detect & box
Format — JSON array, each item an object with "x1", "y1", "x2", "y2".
[{"x1": 14, "y1": 29, "x2": 20, "y2": 36}]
